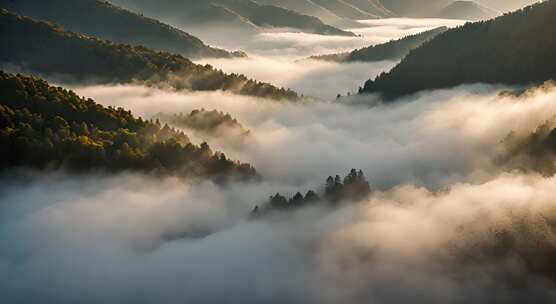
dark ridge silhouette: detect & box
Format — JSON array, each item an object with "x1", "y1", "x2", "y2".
[
  {"x1": 112, "y1": 0, "x2": 356, "y2": 37},
  {"x1": 309, "y1": 26, "x2": 447, "y2": 63},
  {"x1": 0, "y1": 9, "x2": 299, "y2": 101},
  {"x1": 435, "y1": 1, "x2": 499, "y2": 20},
  {"x1": 310, "y1": 0, "x2": 379, "y2": 19},
  {"x1": 0, "y1": 0, "x2": 245, "y2": 59},
  {"x1": 219, "y1": 0, "x2": 357, "y2": 36},
  {"x1": 359, "y1": 1, "x2": 556, "y2": 101}
]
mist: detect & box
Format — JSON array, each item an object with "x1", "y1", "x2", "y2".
[
  {"x1": 193, "y1": 18, "x2": 466, "y2": 100},
  {"x1": 73, "y1": 82, "x2": 556, "y2": 190},
  {"x1": 3, "y1": 12, "x2": 556, "y2": 304},
  {"x1": 6, "y1": 69, "x2": 556, "y2": 304},
  {"x1": 2, "y1": 166, "x2": 556, "y2": 303}
]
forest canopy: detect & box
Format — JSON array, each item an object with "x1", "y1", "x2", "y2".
[
  {"x1": 309, "y1": 26, "x2": 447, "y2": 63},
  {"x1": 0, "y1": 70, "x2": 258, "y2": 183},
  {"x1": 0, "y1": 9, "x2": 299, "y2": 101},
  {"x1": 0, "y1": 0, "x2": 245, "y2": 59},
  {"x1": 359, "y1": 1, "x2": 556, "y2": 100},
  {"x1": 251, "y1": 169, "x2": 372, "y2": 218}
]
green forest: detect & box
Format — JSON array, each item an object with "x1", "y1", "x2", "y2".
[
  {"x1": 0, "y1": 0, "x2": 244, "y2": 59},
  {"x1": 156, "y1": 109, "x2": 249, "y2": 138},
  {"x1": 0, "y1": 71, "x2": 258, "y2": 182},
  {"x1": 251, "y1": 169, "x2": 372, "y2": 218},
  {"x1": 0, "y1": 9, "x2": 299, "y2": 101},
  {"x1": 310, "y1": 26, "x2": 447, "y2": 63},
  {"x1": 359, "y1": 1, "x2": 556, "y2": 100}
]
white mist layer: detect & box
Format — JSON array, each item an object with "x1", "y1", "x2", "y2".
[
  {"x1": 74, "y1": 83, "x2": 556, "y2": 190},
  {"x1": 193, "y1": 18, "x2": 465, "y2": 100},
  {"x1": 2, "y1": 170, "x2": 556, "y2": 303},
  {"x1": 199, "y1": 18, "x2": 466, "y2": 58}
]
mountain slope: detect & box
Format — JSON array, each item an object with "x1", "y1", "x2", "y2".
[
  {"x1": 0, "y1": 71, "x2": 257, "y2": 182},
  {"x1": 309, "y1": 26, "x2": 447, "y2": 62},
  {"x1": 310, "y1": 0, "x2": 380, "y2": 19},
  {"x1": 435, "y1": 1, "x2": 500, "y2": 20},
  {"x1": 112, "y1": 0, "x2": 355, "y2": 36},
  {"x1": 255, "y1": 0, "x2": 343, "y2": 23},
  {"x1": 343, "y1": 0, "x2": 396, "y2": 17},
  {"x1": 219, "y1": 0, "x2": 356, "y2": 36},
  {"x1": 379, "y1": 0, "x2": 449, "y2": 16},
  {"x1": 359, "y1": 1, "x2": 556, "y2": 100},
  {"x1": 0, "y1": 0, "x2": 244, "y2": 59},
  {"x1": 475, "y1": 0, "x2": 539, "y2": 12},
  {"x1": 0, "y1": 10, "x2": 298, "y2": 101}
]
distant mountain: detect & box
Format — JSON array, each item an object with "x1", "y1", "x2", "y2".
[
  {"x1": 380, "y1": 0, "x2": 501, "y2": 19},
  {"x1": 309, "y1": 27, "x2": 447, "y2": 62},
  {"x1": 111, "y1": 0, "x2": 356, "y2": 37},
  {"x1": 255, "y1": 0, "x2": 345, "y2": 24},
  {"x1": 310, "y1": 0, "x2": 380, "y2": 19},
  {"x1": 0, "y1": 10, "x2": 298, "y2": 101},
  {"x1": 435, "y1": 1, "x2": 499, "y2": 20},
  {"x1": 0, "y1": 0, "x2": 244, "y2": 59},
  {"x1": 220, "y1": 0, "x2": 356, "y2": 36},
  {"x1": 475, "y1": 0, "x2": 539, "y2": 12},
  {"x1": 380, "y1": 0, "x2": 448, "y2": 16},
  {"x1": 359, "y1": 1, "x2": 556, "y2": 100},
  {"x1": 0, "y1": 71, "x2": 258, "y2": 182},
  {"x1": 343, "y1": 0, "x2": 396, "y2": 17}
]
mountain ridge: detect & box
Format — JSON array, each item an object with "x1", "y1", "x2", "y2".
[
  {"x1": 0, "y1": 0, "x2": 245, "y2": 59},
  {"x1": 359, "y1": 1, "x2": 556, "y2": 100}
]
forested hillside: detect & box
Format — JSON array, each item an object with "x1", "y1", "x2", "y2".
[
  {"x1": 219, "y1": 0, "x2": 356, "y2": 36},
  {"x1": 435, "y1": 1, "x2": 499, "y2": 20},
  {"x1": 309, "y1": 27, "x2": 447, "y2": 62},
  {"x1": 111, "y1": 0, "x2": 355, "y2": 37},
  {"x1": 0, "y1": 0, "x2": 244, "y2": 59},
  {"x1": 0, "y1": 71, "x2": 258, "y2": 182},
  {"x1": 343, "y1": 0, "x2": 396, "y2": 17},
  {"x1": 255, "y1": 0, "x2": 346, "y2": 24},
  {"x1": 0, "y1": 10, "x2": 298, "y2": 100},
  {"x1": 309, "y1": 0, "x2": 379, "y2": 19},
  {"x1": 360, "y1": 1, "x2": 556, "y2": 100}
]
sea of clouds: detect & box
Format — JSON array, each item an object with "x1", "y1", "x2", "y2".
[{"x1": 3, "y1": 18, "x2": 556, "y2": 304}]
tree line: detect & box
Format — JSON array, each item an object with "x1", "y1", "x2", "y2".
[
  {"x1": 359, "y1": 1, "x2": 556, "y2": 100},
  {"x1": 0, "y1": 71, "x2": 258, "y2": 183},
  {"x1": 309, "y1": 26, "x2": 447, "y2": 63},
  {"x1": 251, "y1": 169, "x2": 371, "y2": 218},
  {"x1": 0, "y1": 9, "x2": 299, "y2": 101}
]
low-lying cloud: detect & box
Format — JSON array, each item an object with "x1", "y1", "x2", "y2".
[
  {"x1": 4, "y1": 16, "x2": 556, "y2": 304},
  {"x1": 2, "y1": 170, "x2": 556, "y2": 303},
  {"x1": 3, "y1": 81, "x2": 556, "y2": 303},
  {"x1": 192, "y1": 18, "x2": 466, "y2": 100},
  {"x1": 75, "y1": 83, "x2": 556, "y2": 189}
]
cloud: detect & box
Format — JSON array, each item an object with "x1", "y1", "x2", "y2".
[
  {"x1": 190, "y1": 18, "x2": 466, "y2": 100},
  {"x1": 2, "y1": 170, "x2": 556, "y2": 303},
  {"x1": 4, "y1": 16, "x2": 556, "y2": 304},
  {"x1": 73, "y1": 82, "x2": 556, "y2": 190},
  {"x1": 5, "y1": 81, "x2": 556, "y2": 303}
]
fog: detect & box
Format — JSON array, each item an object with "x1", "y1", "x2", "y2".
[
  {"x1": 74, "y1": 83, "x2": 556, "y2": 189},
  {"x1": 194, "y1": 18, "x2": 466, "y2": 100},
  {"x1": 3, "y1": 16, "x2": 556, "y2": 304},
  {"x1": 2, "y1": 167, "x2": 556, "y2": 303}
]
